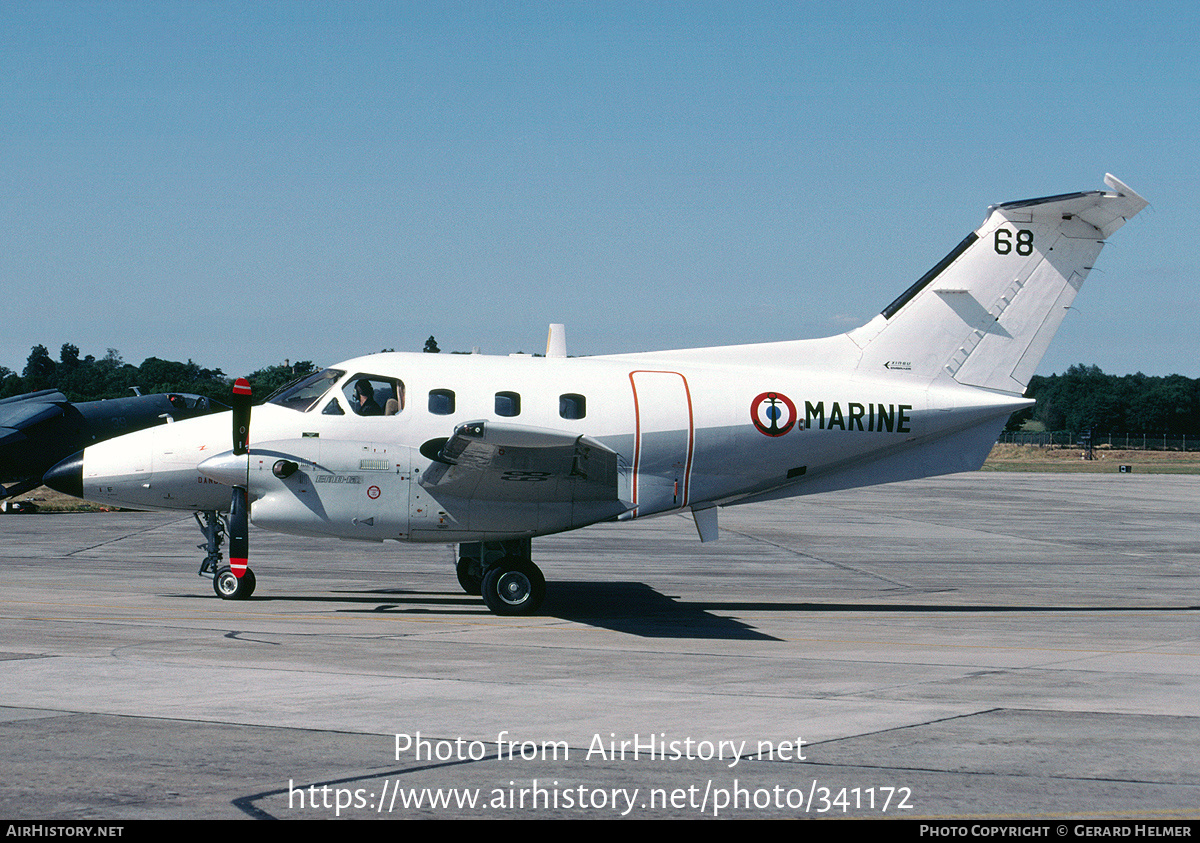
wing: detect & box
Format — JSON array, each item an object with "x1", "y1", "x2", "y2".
[
  {"x1": 0, "y1": 396, "x2": 67, "y2": 448},
  {"x1": 0, "y1": 389, "x2": 67, "y2": 411},
  {"x1": 419, "y1": 420, "x2": 628, "y2": 506}
]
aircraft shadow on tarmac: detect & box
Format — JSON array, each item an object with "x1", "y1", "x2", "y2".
[
  {"x1": 191, "y1": 581, "x2": 781, "y2": 640},
  {"x1": 356, "y1": 581, "x2": 782, "y2": 640},
  {"x1": 178, "y1": 584, "x2": 1199, "y2": 640}
]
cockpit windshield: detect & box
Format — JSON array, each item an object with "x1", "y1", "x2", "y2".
[{"x1": 266, "y1": 368, "x2": 345, "y2": 413}]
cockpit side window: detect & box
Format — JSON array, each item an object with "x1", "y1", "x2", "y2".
[
  {"x1": 342, "y1": 375, "x2": 404, "y2": 417},
  {"x1": 267, "y1": 368, "x2": 345, "y2": 413}
]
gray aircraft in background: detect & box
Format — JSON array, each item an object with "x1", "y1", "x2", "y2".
[{"x1": 1, "y1": 388, "x2": 226, "y2": 500}]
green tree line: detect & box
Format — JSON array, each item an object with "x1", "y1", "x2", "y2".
[
  {"x1": 0, "y1": 344, "x2": 315, "y2": 404},
  {"x1": 1009, "y1": 364, "x2": 1200, "y2": 436}
]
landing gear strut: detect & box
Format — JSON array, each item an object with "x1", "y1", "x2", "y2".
[
  {"x1": 195, "y1": 510, "x2": 256, "y2": 600},
  {"x1": 457, "y1": 539, "x2": 545, "y2": 615},
  {"x1": 195, "y1": 510, "x2": 224, "y2": 578}
]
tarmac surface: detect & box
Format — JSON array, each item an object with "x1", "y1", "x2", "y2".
[{"x1": 1, "y1": 472, "x2": 1198, "y2": 820}]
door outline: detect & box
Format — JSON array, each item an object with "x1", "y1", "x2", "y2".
[{"x1": 628, "y1": 370, "x2": 695, "y2": 517}]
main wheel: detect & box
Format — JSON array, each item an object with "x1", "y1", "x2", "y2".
[
  {"x1": 213, "y1": 567, "x2": 256, "y2": 600},
  {"x1": 481, "y1": 559, "x2": 545, "y2": 616},
  {"x1": 456, "y1": 557, "x2": 483, "y2": 595}
]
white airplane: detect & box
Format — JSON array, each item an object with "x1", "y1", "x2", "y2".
[{"x1": 44, "y1": 174, "x2": 1147, "y2": 615}]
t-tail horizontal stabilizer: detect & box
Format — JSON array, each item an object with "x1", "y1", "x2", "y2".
[{"x1": 850, "y1": 174, "x2": 1147, "y2": 394}]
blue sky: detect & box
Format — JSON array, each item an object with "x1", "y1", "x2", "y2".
[{"x1": 3, "y1": 1, "x2": 1196, "y2": 379}]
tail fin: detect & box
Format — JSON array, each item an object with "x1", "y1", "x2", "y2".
[{"x1": 850, "y1": 174, "x2": 1147, "y2": 394}]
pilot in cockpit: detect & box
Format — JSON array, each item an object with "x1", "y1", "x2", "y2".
[{"x1": 354, "y1": 379, "x2": 384, "y2": 416}]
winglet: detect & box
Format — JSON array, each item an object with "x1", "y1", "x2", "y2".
[
  {"x1": 1103, "y1": 173, "x2": 1149, "y2": 226},
  {"x1": 1104, "y1": 173, "x2": 1147, "y2": 205}
]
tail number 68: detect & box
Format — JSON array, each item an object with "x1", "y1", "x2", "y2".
[{"x1": 995, "y1": 228, "x2": 1034, "y2": 256}]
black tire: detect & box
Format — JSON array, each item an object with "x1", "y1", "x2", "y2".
[
  {"x1": 456, "y1": 557, "x2": 483, "y2": 595},
  {"x1": 213, "y1": 567, "x2": 256, "y2": 600},
  {"x1": 481, "y1": 559, "x2": 545, "y2": 616}
]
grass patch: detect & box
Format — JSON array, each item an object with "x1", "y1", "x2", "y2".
[
  {"x1": 982, "y1": 443, "x2": 1200, "y2": 474},
  {"x1": 2, "y1": 488, "x2": 129, "y2": 513}
]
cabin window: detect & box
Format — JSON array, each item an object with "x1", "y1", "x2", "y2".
[
  {"x1": 559, "y1": 393, "x2": 586, "y2": 420},
  {"x1": 495, "y1": 391, "x2": 521, "y2": 417},
  {"x1": 429, "y1": 389, "x2": 455, "y2": 415},
  {"x1": 342, "y1": 375, "x2": 404, "y2": 417}
]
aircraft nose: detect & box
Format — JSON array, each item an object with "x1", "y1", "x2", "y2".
[{"x1": 44, "y1": 451, "x2": 84, "y2": 498}]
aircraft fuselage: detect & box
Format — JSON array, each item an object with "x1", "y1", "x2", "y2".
[{"x1": 68, "y1": 350, "x2": 1027, "y2": 543}]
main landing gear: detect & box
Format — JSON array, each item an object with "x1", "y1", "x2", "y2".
[
  {"x1": 457, "y1": 539, "x2": 545, "y2": 616},
  {"x1": 195, "y1": 510, "x2": 256, "y2": 600}
]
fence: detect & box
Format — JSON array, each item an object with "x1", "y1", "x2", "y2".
[{"x1": 996, "y1": 431, "x2": 1200, "y2": 451}]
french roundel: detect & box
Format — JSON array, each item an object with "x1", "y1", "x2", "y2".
[{"x1": 751, "y1": 392, "x2": 798, "y2": 437}]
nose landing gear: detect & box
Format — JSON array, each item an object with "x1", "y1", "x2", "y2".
[{"x1": 195, "y1": 510, "x2": 257, "y2": 600}]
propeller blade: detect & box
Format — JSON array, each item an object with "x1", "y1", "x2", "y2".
[
  {"x1": 229, "y1": 378, "x2": 252, "y2": 578},
  {"x1": 229, "y1": 485, "x2": 249, "y2": 578},
  {"x1": 231, "y1": 377, "x2": 252, "y2": 456}
]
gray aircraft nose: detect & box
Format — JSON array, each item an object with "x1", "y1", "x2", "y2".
[{"x1": 43, "y1": 451, "x2": 83, "y2": 498}]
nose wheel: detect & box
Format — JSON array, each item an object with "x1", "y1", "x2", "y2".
[{"x1": 213, "y1": 567, "x2": 256, "y2": 600}]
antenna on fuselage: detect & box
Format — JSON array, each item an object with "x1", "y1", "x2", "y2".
[{"x1": 546, "y1": 323, "x2": 567, "y2": 358}]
